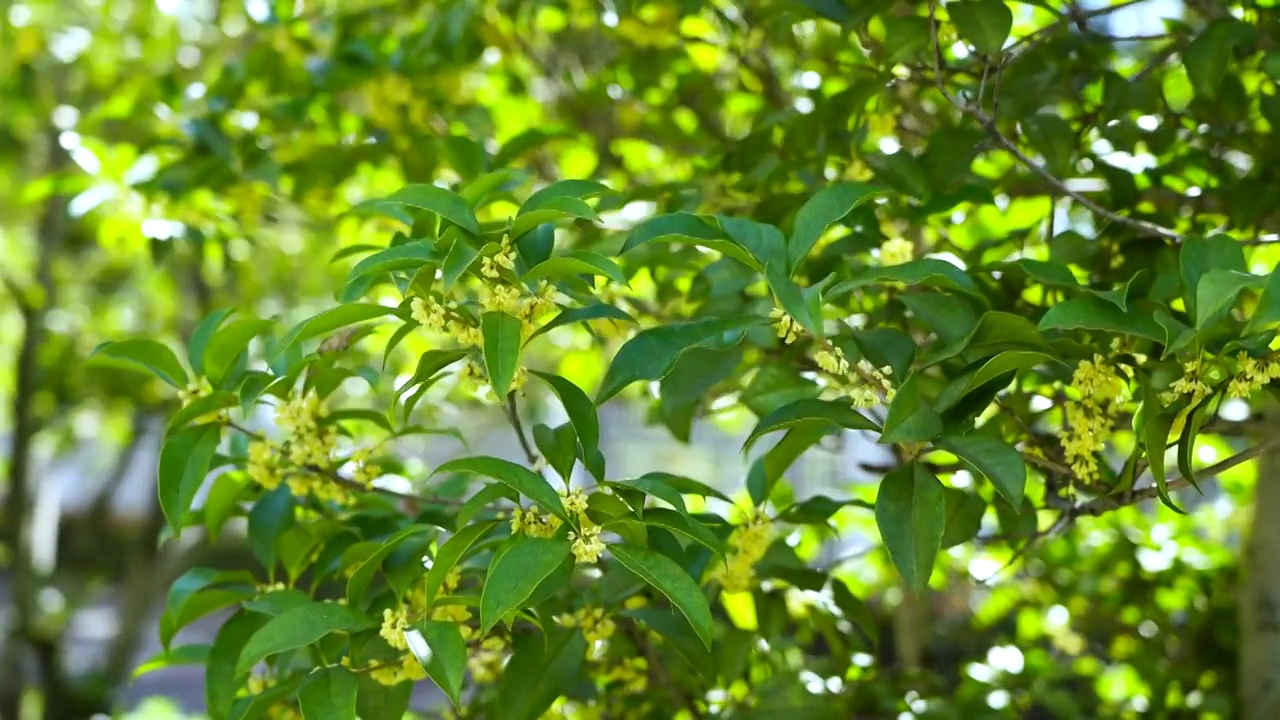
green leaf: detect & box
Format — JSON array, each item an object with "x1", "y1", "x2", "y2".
[
  {"x1": 346, "y1": 526, "x2": 434, "y2": 607},
  {"x1": 1177, "y1": 396, "x2": 1214, "y2": 493},
  {"x1": 90, "y1": 338, "x2": 188, "y2": 387},
  {"x1": 520, "y1": 179, "x2": 611, "y2": 213},
  {"x1": 719, "y1": 215, "x2": 788, "y2": 269},
  {"x1": 188, "y1": 309, "x2": 234, "y2": 377},
  {"x1": 940, "y1": 488, "x2": 986, "y2": 548},
  {"x1": 273, "y1": 304, "x2": 399, "y2": 360},
  {"x1": 461, "y1": 168, "x2": 524, "y2": 206},
  {"x1": 955, "y1": 351, "x2": 1060, "y2": 401},
  {"x1": 1245, "y1": 268, "x2": 1280, "y2": 335},
  {"x1": 1195, "y1": 269, "x2": 1263, "y2": 330},
  {"x1": 158, "y1": 425, "x2": 221, "y2": 535},
  {"x1": 203, "y1": 473, "x2": 248, "y2": 543},
  {"x1": 236, "y1": 602, "x2": 375, "y2": 675},
  {"x1": 1162, "y1": 64, "x2": 1194, "y2": 113},
  {"x1": 1184, "y1": 19, "x2": 1241, "y2": 100},
  {"x1": 777, "y1": 495, "x2": 873, "y2": 525},
  {"x1": 133, "y1": 644, "x2": 211, "y2": 680},
  {"x1": 1037, "y1": 296, "x2": 1164, "y2": 341},
  {"x1": 609, "y1": 543, "x2": 714, "y2": 647},
  {"x1": 1142, "y1": 403, "x2": 1186, "y2": 514},
  {"x1": 351, "y1": 184, "x2": 482, "y2": 235},
  {"x1": 949, "y1": 0, "x2": 1012, "y2": 55},
  {"x1": 298, "y1": 666, "x2": 359, "y2": 720},
  {"x1": 747, "y1": 424, "x2": 828, "y2": 506},
  {"x1": 441, "y1": 232, "x2": 483, "y2": 287},
  {"x1": 495, "y1": 629, "x2": 588, "y2": 720},
  {"x1": 622, "y1": 607, "x2": 714, "y2": 674},
  {"x1": 765, "y1": 260, "x2": 824, "y2": 338},
  {"x1": 533, "y1": 372, "x2": 602, "y2": 468},
  {"x1": 204, "y1": 318, "x2": 274, "y2": 384},
  {"x1": 533, "y1": 422, "x2": 577, "y2": 481},
  {"x1": 527, "y1": 302, "x2": 636, "y2": 343},
  {"x1": 874, "y1": 463, "x2": 945, "y2": 593},
  {"x1": 480, "y1": 536, "x2": 573, "y2": 631},
  {"x1": 880, "y1": 374, "x2": 943, "y2": 445},
  {"x1": 345, "y1": 242, "x2": 436, "y2": 285},
  {"x1": 248, "y1": 486, "x2": 295, "y2": 572},
  {"x1": 1021, "y1": 113, "x2": 1074, "y2": 176},
  {"x1": 632, "y1": 507, "x2": 724, "y2": 555},
  {"x1": 482, "y1": 311, "x2": 523, "y2": 399},
  {"x1": 407, "y1": 621, "x2": 467, "y2": 708},
  {"x1": 828, "y1": 259, "x2": 984, "y2": 300},
  {"x1": 521, "y1": 251, "x2": 626, "y2": 286},
  {"x1": 207, "y1": 610, "x2": 267, "y2": 720},
  {"x1": 621, "y1": 213, "x2": 761, "y2": 270},
  {"x1": 596, "y1": 316, "x2": 761, "y2": 403},
  {"x1": 431, "y1": 456, "x2": 568, "y2": 521},
  {"x1": 831, "y1": 580, "x2": 879, "y2": 648},
  {"x1": 510, "y1": 197, "x2": 601, "y2": 238},
  {"x1": 423, "y1": 521, "x2": 501, "y2": 606},
  {"x1": 1181, "y1": 235, "x2": 1247, "y2": 321},
  {"x1": 356, "y1": 676, "x2": 412, "y2": 720},
  {"x1": 744, "y1": 399, "x2": 881, "y2": 453},
  {"x1": 787, "y1": 182, "x2": 882, "y2": 270},
  {"x1": 936, "y1": 434, "x2": 1027, "y2": 508}
]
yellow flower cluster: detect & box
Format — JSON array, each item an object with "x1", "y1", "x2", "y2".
[
  {"x1": 1161, "y1": 356, "x2": 1213, "y2": 406},
  {"x1": 1227, "y1": 352, "x2": 1280, "y2": 399},
  {"x1": 1059, "y1": 354, "x2": 1126, "y2": 485},
  {"x1": 349, "y1": 448, "x2": 382, "y2": 487},
  {"x1": 481, "y1": 243, "x2": 518, "y2": 279},
  {"x1": 277, "y1": 389, "x2": 338, "y2": 468},
  {"x1": 178, "y1": 376, "x2": 213, "y2": 405},
  {"x1": 601, "y1": 656, "x2": 649, "y2": 694},
  {"x1": 811, "y1": 344, "x2": 895, "y2": 408},
  {"x1": 569, "y1": 524, "x2": 606, "y2": 563},
  {"x1": 714, "y1": 515, "x2": 773, "y2": 594},
  {"x1": 367, "y1": 654, "x2": 428, "y2": 686},
  {"x1": 411, "y1": 295, "x2": 484, "y2": 348},
  {"x1": 560, "y1": 489, "x2": 605, "y2": 563},
  {"x1": 468, "y1": 636, "x2": 509, "y2": 683},
  {"x1": 879, "y1": 238, "x2": 914, "y2": 266},
  {"x1": 556, "y1": 607, "x2": 617, "y2": 646},
  {"x1": 770, "y1": 307, "x2": 800, "y2": 344},
  {"x1": 511, "y1": 507, "x2": 563, "y2": 538}
]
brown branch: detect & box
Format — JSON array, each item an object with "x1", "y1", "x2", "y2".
[
  {"x1": 928, "y1": 0, "x2": 1184, "y2": 242},
  {"x1": 505, "y1": 393, "x2": 540, "y2": 466},
  {"x1": 1073, "y1": 439, "x2": 1279, "y2": 516}
]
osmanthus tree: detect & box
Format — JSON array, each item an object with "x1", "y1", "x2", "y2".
[{"x1": 78, "y1": 0, "x2": 1280, "y2": 719}]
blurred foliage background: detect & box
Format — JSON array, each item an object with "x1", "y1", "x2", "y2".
[{"x1": 2, "y1": 0, "x2": 1278, "y2": 718}]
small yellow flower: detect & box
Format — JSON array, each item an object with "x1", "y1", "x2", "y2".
[
  {"x1": 879, "y1": 238, "x2": 914, "y2": 266},
  {"x1": 178, "y1": 376, "x2": 214, "y2": 405},
  {"x1": 569, "y1": 523, "x2": 605, "y2": 563},
  {"x1": 560, "y1": 489, "x2": 589, "y2": 519},
  {"x1": 468, "y1": 636, "x2": 509, "y2": 683},
  {"x1": 770, "y1": 307, "x2": 800, "y2": 344},
  {"x1": 380, "y1": 606, "x2": 409, "y2": 651},
  {"x1": 713, "y1": 514, "x2": 772, "y2": 594},
  {"x1": 813, "y1": 345, "x2": 850, "y2": 376}
]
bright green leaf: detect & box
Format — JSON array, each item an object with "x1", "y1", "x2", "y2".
[
  {"x1": 482, "y1": 311, "x2": 523, "y2": 399},
  {"x1": 480, "y1": 536, "x2": 572, "y2": 631},
  {"x1": 609, "y1": 543, "x2": 714, "y2": 648},
  {"x1": 874, "y1": 463, "x2": 945, "y2": 593}
]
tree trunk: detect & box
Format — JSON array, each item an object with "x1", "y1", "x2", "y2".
[{"x1": 1239, "y1": 415, "x2": 1280, "y2": 720}]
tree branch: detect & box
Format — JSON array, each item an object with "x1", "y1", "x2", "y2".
[
  {"x1": 504, "y1": 393, "x2": 540, "y2": 466},
  {"x1": 1073, "y1": 439, "x2": 1279, "y2": 517},
  {"x1": 927, "y1": 0, "x2": 1184, "y2": 242}
]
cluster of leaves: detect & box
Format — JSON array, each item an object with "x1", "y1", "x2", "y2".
[{"x1": 25, "y1": 0, "x2": 1280, "y2": 717}]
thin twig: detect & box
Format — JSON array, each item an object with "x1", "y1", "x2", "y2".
[
  {"x1": 225, "y1": 421, "x2": 462, "y2": 506},
  {"x1": 1073, "y1": 439, "x2": 1279, "y2": 516},
  {"x1": 505, "y1": 393, "x2": 540, "y2": 465},
  {"x1": 977, "y1": 511, "x2": 1070, "y2": 585},
  {"x1": 927, "y1": 0, "x2": 1184, "y2": 242}
]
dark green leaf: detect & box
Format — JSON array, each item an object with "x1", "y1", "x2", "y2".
[
  {"x1": 596, "y1": 316, "x2": 761, "y2": 403},
  {"x1": 880, "y1": 374, "x2": 943, "y2": 444},
  {"x1": 207, "y1": 610, "x2": 267, "y2": 720},
  {"x1": 521, "y1": 252, "x2": 626, "y2": 286},
  {"x1": 351, "y1": 184, "x2": 481, "y2": 235},
  {"x1": 480, "y1": 536, "x2": 572, "y2": 631},
  {"x1": 744, "y1": 399, "x2": 880, "y2": 452},
  {"x1": 622, "y1": 213, "x2": 761, "y2": 270},
  {"x1": 482, "y1": 311, "x2": 523, "y2": 398},
  {"x1": 609, "y1": 543, "x2": 714, "y2": 647},
  {"x1": 346, "y1": 526, "x2": 434, "y2": 607},
  {"x1": 526, "y1": 303, "x2": 636, "y2": 343},
  {"x1": 188, "y1": 309, "x2": 234, "y2": 376},
  {"x1": 298, "y1": 666, "x2": 359, "y2": 720},
  {"x1": 874, "y1": 463, "x2": 945, "y2": 592},
  {"x1": 431, "y1": 457, "x2": 568, "y2": 521},
  {"x1": 787, "y1": 182, "x2": 882, "y2": 270},
  {"x1": 533, "y1": 372, "x2": 602, "y2": 472},
  {"x1": 236, "y1": 602, "x2": 375, "y2": 675},
  {"x1": 423, "y1": 521, "x2": 501, "y2": 605},
  {"x1": 936, "y1": 434, "x2": 1027, "y2": 508},
  {"x1": 949, "y1": 0, "x2": 1012, "y2": 55},
  {"x1": 941, "y1": 488, "x2": 986, "y2": 548},
  {"x1": 495, "y1": 629, "x2": 587, "y2": 720},
  {"x1": 273, "y1": 304, "x2": 399, "y2": 360},
  {"x1": 408, "y1": 621, "x2": 467, "y2": 708},
  {"x1": 1038, "y1": 296, "x2": 1164, "y2": 341},
  {"x1": 1195, "y1": 269, "x2": 1263, "y2": 330},
  {"x1": 90, "y1": 338, "x2": 188, "y2": 387},
  {"x1": 1245, "y1": 268, "x2": 1280, "y2": 335},
  {"x1": 158, "y1": 425, "x2": 221, "y2": 535}
]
